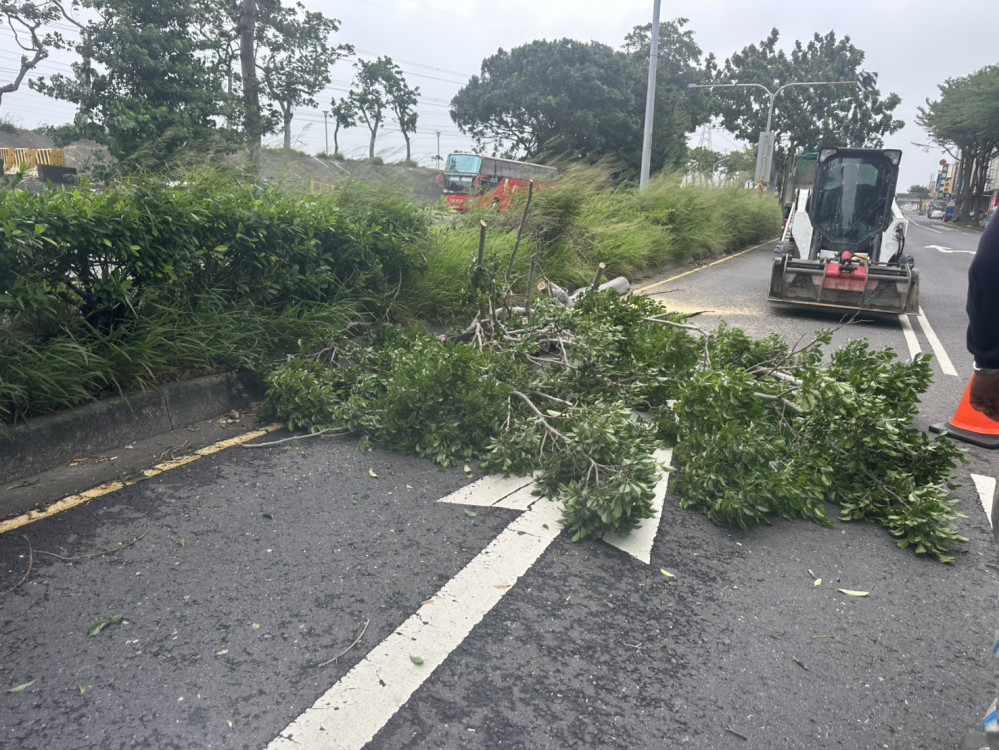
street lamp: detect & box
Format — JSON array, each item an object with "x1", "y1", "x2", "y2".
[
  {"x1": 639, "y1": 0, "x2": 662, "y2": 192},
  {"x1": 687, "y1": 78, "x2": 866, "y2": 188},
  {"x1": 322, "y1": 110, "x2": 329, "y2": 155}
]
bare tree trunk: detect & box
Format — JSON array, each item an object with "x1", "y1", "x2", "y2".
[
  {"x1": 283, "y1": 107, "x2": 292, "y2": 150},
  {"x1": 403, "y1": 131, "x2": 411, "y2": 162},
  {"x1": 239, "y1": 0, "x2": 261, "y2": 163},
  {"x1": 368, "y1": 122, "x2": 378, "y2": 158}
]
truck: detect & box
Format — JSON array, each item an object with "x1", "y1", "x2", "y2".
[{"x1": 768, "y1": 147, "x2": 918, "y2": 315}]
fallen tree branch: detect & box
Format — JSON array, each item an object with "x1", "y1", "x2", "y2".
[
  {"x1": 511, "y1": 390, "x2": 569, "y2": 442},
  {"x1": 35, "y1": 526, "x2": 151, "y2": 563},
  {"x1": 240, "y1": 427, "x2": 348, "y2": 448}
]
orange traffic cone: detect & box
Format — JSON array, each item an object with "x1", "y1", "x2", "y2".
[{"x1": 930, "y1": 373, "x2": 999, "y2": 449}]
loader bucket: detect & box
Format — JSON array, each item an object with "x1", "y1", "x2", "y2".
[{"x1": 768, "y1": 255, "x2": 919, "y2": 315}]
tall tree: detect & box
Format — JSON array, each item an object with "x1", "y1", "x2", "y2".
[
  {"x1": 348, "y1": 56, "x2": 413, "y2": 159},
  {"x1": 256, "y1": 0, "x2": 351, "y2": 150},
  {"x1": 917, "y1": 66, "x2": 999, "y2": 221},
  {"x1": 33, "y1": 0, "x2": 229, "y2": 162},
  {"x1": 329, "y1": 98, "x2": 355, "y2": 156},
  {"x1": 450, "y1": 39, "x2": 639, "y2": 163},
  {"x1": 0, "y1": 0, "x2": 66, "y2": 114},
  {"x1": 385, "y1": 68, "x2": 419, "y2": 162},
  {"x1": 707, "y1": 29, "x2": 903, "y2": 178}
]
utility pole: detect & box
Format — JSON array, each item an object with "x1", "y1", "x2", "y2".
[
  {"x1": 239, "y1": 0, "x2": 261, "y2": 163},
  {"x1": 687, "y1": 78, "x2": 866, "y2": 189},
  {"x1": 322, "y1": 111, "x2": 329, "y2": 155},
  {"x1": 436, "y1": 130, "x2": 441, "y2": 170},
  {"x1": 639, "y1": 0, "x2": 662, "y2": 192}
]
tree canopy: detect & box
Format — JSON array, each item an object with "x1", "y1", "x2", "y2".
[
  {"x1": 256, "y1": 0, "x2": 351, "y2": 150},
  {"x1": 26, "y1": 0, "x2": 349, "y2": 164},
  {"x1": 347, "y1": 56, "x2": 418, "y2": 160},
  {"x1": 32, "y1": 0, "x2": 231, "y2": 162},
  {"x1": 917, "y1": 66, "x2": 999, "y2": 221},
  {"x1": 705, "y1": 29, "x2": 903, "y2": 180},
  {"x1": 450, "y1": 38, "x2": 642, "y2": 166}
]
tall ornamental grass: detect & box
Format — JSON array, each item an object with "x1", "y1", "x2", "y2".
[{"x1": 402, "y1": 164, "x2": 781, "y2": 320}]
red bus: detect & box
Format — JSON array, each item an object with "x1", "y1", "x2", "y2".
[{"x1": 438, "y1": 153, "x2": 557, "y2": 210}]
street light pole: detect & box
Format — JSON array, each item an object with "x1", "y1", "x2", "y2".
[
  {"x1": 436, "y1": 130, "x2": 441, "y2": 170},
  {"x1": 639, "y1": 0, "x2": 662, "y2": 192},
  {"x1": 322, "y1": 110, "x2": 329, "y2": 156},
  {"x1": 687, "y1": 79, "x2": 861, "y2": 189}
]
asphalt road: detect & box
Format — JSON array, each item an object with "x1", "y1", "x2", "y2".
[{"x1": 2, "y1": 215, "x2": 997, "y2": 750}]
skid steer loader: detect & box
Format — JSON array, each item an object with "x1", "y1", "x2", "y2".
[{"x1": 768, "y1": 147, "x2": 918, "y2": 314}]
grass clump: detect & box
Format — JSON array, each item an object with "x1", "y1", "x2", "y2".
[{"x1": 402, "y1": 163, "x2": 780, "y2": 320}]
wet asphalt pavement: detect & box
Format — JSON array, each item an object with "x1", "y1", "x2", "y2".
[{"x1": 2, "y1": 426, "x2": 995, "y2": 749}]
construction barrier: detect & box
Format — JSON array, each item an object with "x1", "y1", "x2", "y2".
[
  {"x1": 0, "y1": 147, "x2": 67, "y2": 173},
  {"x1": 929, "y1": 373, "x2": 999, "y2": 449},
  {"x1": 310, "y1": 179, "x2": 335, "y2": 196}
]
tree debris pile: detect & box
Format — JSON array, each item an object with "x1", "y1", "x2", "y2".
[{"x1": 261, "y1": 288, "x2": 966, "y2": 562}]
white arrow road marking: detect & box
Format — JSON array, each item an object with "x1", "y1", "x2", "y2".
[
  {"x1": 602, "y1": 448, "x2": 672, "y2": 564},
  {"x1": 267, "y1": 488, "x2": 563, "y2": 750},
  {"x1": 437, "y1": 472, "x2": 537, "y2": 511},
  {"x1": 269, "y1": 454, "x2": 673, "y2": 748},
  {"x1": 915, "y1": 307, "x2": 959, "y2": 377},
  {"x1": 972, "y1": 474, "x2": 998, "y2": 528},
  {"x1": 925, "y1": 244, "x2": 974, "y2": 255},
  {"x1": 440, "y1": 448, "x2": 673, "y2": 565}
]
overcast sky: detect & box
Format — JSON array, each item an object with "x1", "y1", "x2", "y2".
[{"x1": 2, "y1": 0, "x2": 995, "y2": 189}]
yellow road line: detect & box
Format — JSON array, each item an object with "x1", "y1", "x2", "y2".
[
  {"x1": 633, "y1": 239, "x2": 776, "y2": 297},
  {"x1": 0, "y1": 423, "x2": 284, "y2": 536}
]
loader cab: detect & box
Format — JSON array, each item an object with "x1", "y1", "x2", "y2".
[{"x1": 808, "y1": 147, "x2": 901, "y2": 261}]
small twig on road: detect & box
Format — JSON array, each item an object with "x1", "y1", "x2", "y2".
[
  {"x1": 5, "y1": 479, "x2": 38, "y2": 491},
  {"x1": 319, "y1": 619, "x2": 370, "y2": 667},
  {"x1": 792, "y1": 655, "x2": 809, "y2": 671},
  {"x1": 725, "y1": 726, "x2": 748, "y2": 741},
  {"x1": 35, "y1": 526, "x2": 150, "y2": 563},
  {"x1": 240, "y1": 427, "x2": 348, "y2": 448},
  {"x1": 0, "y1": 536, "x2": 34, "y2": 597}
]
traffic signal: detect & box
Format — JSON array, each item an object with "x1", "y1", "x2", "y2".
[{"x1": 858, "y1": 70, "x2": 878, "y2": 92}]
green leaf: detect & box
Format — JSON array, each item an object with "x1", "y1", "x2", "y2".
[
  {"x1": 88, "y1": 614, "x2": 124, "y2": 637},
  {"x1": 410, "y1": 655, "x2": 424, "y2": 665},
  {"x1": 463, "y1": 509, "x2": 479, "y2": 518},
  {"x1": 8, "y1": 680, "x2": 36, "y2": 693},
  {"x1": 837, "y1": 589, "x2": 869, "y2": 597},
  {"x1": 660, "y1": 568, "x2": 675, "y2": 578}
]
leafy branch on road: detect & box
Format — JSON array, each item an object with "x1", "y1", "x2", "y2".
[{"x1": 261, "y1": 280, "x2": 967, "y2": 560}]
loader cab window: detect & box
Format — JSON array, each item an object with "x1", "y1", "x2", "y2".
[{"x1": 812, "y1": 153, "x2": 896, "y2": 250}]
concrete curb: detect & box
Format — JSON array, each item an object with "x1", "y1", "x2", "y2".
[{"x1": 0, "y1": 374, "x2": 249, "y2": 486}]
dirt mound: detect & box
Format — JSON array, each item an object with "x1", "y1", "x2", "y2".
[
  {"x1": 2, "y1": 127, "x2": 440, "y2": 203},
  {"x1": 253, "y1": 148, "x2": 444, "y2": 204}
]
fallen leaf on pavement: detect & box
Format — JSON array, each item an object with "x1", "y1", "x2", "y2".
[{"x1": 837, "y1": 589, "x2": 869, "y2": 597}]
